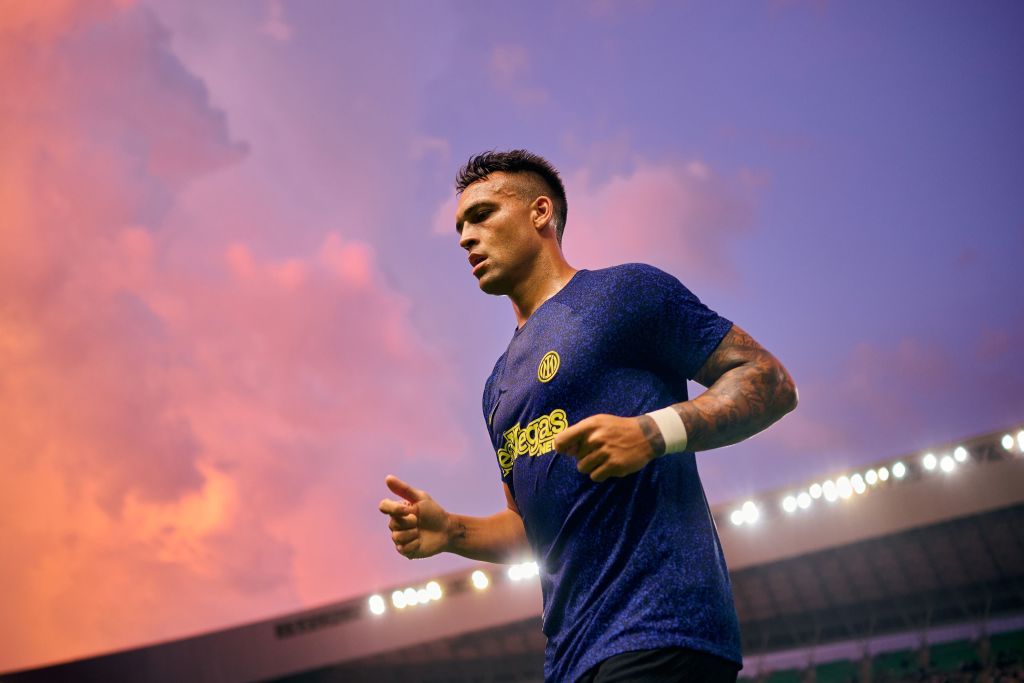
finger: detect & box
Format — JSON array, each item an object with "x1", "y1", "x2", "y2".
[
  {"x1": 385, "y1": 474, "x2": 425, "y2": 503},
  {"x1": 590, "y1": 464, "x2": 615, "y2": 483},
  {"x1": 576, "y1": 449, "x2": 608, "y2": 475},
  {"x1": 379, "y1": 497, "x2": 413, "y2": 516},
  {"x1": 392, "y1": 529, "x2": 417, "y2": 545},
  {"x1": 388, "y1": 513, "x2": 418, "y2": 531},
  {"x1": 397, "y1": 538, "x2": 420, "y2": 558},
  {"x1": 554, "y1": 418, "x2": 597, "y2": 455}
]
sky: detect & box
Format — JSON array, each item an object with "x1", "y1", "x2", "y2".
[{"x1": 1, "y1": 0, "x2": 1022, "y2": 672}]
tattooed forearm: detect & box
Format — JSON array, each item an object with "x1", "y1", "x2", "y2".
[
  {"x1": 448, "y1": 518, "x2": 468, "y2": 546},
  {"x1": 637, "y1": 414, "x2": 667, "y2": 458},
  {"x1": 669, "y1": 325, "x2": 797, "y2": 453}
]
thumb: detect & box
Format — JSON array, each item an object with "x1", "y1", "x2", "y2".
[{"x1": 385, "y1": 474, "x2": 426, "y2": 504}]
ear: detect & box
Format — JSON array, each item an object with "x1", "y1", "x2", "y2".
[{"x1": 531, "y1": 195, "x2": 554, "y2": 232}]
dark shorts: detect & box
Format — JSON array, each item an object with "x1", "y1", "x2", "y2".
[{"x1": 576, "y1": 646, "x2": 742, "y2": 683}]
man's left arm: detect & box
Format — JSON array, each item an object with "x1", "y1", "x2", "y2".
[
  {"x1": 641, "y1": 323, "x2": 797, "y2": 454},
  {"x1": 554, "y1": 324, "x2": 798, "y2": 482}
]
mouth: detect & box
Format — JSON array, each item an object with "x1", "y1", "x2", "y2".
[{"x1": 469, "y1": 253, "x2": 488, "y2": 273}]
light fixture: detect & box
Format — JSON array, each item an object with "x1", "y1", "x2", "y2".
[
  {"x1": 369, "y1": 594, "x2": 386, "y2": 615},
  {"x1": 471, "y1": 570, "x2": 489, "y2": 590}
]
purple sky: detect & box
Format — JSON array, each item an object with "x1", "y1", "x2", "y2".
[{"x1": 2, "y1": 0, "x2": 1022, "y2": 671}]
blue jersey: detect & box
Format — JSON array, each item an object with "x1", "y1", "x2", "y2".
[{"x1": 482, "y1": 263, "x2": 742, "y2": 682}]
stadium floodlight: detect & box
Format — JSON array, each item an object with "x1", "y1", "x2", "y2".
[
  {"x1": 782, "y1": 495, "x2": 797, "y2": 513},
  {"x1": 922, "y1": 453, "x2": 937, "y2": 470},
  {"x1": 404, "y1": 587, "x2": 419, "y2": 606},
  {"x1": 797, "y1": 492, "x2": 811, "y2": 509},
  {"x1": 865, "y1": 469, "x2": 878, "y2": 485},
  {"x1": 837, "y1": 476, "x2": 853, "y2": 499},
  {"x1": 426, "y1": 581, "x2": 442, "y2": 601},
  {"x1": 368, "y1": 594, "x2": 386, "y2": 616},
  {"x1": 822, "y1": 479, "x2": 838, "y2": 502},
  {"x1": 940, "y1": 455, "x2": 955, "y2": 473},
  {"x1": 851, "y1": 475, "x2": 866, "y2": 494},
  {"x1": 878, "y1": 466, "x2": 890, "y2": 481},
  {"x1": 509, "y1": 561, "x2": 540, "y2": 581},
  {"x1": 742, "y1": 500, "x2": 759, "y2": 524},
  {"x1": 1004, "y1": 434, "x2": 1015, "y2": 450},
  {"x1": 1017, "y1": 431, "x2": 1024, "y2": 452},
  {"x1": 892, "y1": 462, "x2": 906, "y2": 478},
  {"x1": 730, "y1": 509, "x2": 745, "y2": 526},
  {"x1": 809, "y1": 483, "x2": 822, "y2": 499},
  {"x1": 392, "y1": 590, "x2": 407, "y2": 609},
  {"x1": 471, "y1": 570, "x2": 490, "y2": 590},
  {"x1": 953, "y1": 446, "x2": 968, "y2": 462}
]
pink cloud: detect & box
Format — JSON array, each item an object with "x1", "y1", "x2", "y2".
[
  {"x1": 428, "y1": 157, "x2": 753, "y2": 288},
  {"x1": 488, "y1": 44, "x2": 549, "y2": 107},
  {"x1": 259, "y1": 0, "x2": 292, "y2": 43},
  {"x1": 561, "y1": 159, "x2": 754, "y2": 287},
  {"x1": 0, "y1": 2, "x2": 467, "y2": 672}
]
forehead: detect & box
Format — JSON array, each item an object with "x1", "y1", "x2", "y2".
[{"x1": 456, "y1": 172, "x2": 523, "y2": 212}]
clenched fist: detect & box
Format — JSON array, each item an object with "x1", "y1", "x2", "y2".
[{"x1": 379, "y1": 475, "x2": 452, "y2": 559}]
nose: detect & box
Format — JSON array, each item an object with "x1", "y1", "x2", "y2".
[{"x1": 459, "y1": 225, "x2": 477, "y2": 252}]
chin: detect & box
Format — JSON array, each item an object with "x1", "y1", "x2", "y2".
[{"x1": 476, "y1": 270, "x2": 508, "y2": 296}]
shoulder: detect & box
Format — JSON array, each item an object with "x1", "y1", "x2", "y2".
[
  {"x1": 593, "y1": 262, "x2": 676, "y2": 282},
  {"x1": 589, "y1": 262, "x2": 684, "y2": 297}
]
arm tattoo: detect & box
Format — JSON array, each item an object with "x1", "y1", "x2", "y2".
[
  {"x1": 637, "y1": 414, "x2": 666, "y2": 458},
  {"x1": 449, "y1": 518, "x2": 467, "y2": 547},
  {"x1": 671, "y1": 325, "x2": 797, "y2": 453}
]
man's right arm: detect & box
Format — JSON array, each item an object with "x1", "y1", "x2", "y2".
[
  {"x1": 380, "y1": 476, "x2": 530, "y2": 565},
  {"x1": 445, "y1": 482, "x2": 530, "y2": 564}
]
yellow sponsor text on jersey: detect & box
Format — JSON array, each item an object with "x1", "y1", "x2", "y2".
[{"x1": 496, "y1": 408, "x2": 568, "y2": 477}]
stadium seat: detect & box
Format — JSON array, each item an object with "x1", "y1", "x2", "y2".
[
  {"x1": 764, "y1": 667, "x2": 802, "y2": 683},
  {"x1": 928, "y1": 638, "x2": 979, "y2": 672},
  {"x1": 990, "y1": 628, "x2": 1024, "y2": 659},
  {"x1": 814, "y1": 658, "x2": 857, "y2": 683},
  {"x1": 873, "y1": 648, "x2": 915, "y2": 676}
]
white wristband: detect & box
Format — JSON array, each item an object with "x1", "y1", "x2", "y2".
[{"x1": 645, "y1": 407, "x2": 688, "y2": 455}]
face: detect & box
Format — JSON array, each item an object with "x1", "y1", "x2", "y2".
[{"x1": 455, "y1": 172, "x2": 547, "y2": 295}]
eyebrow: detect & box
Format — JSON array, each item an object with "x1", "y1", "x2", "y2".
[{"x1": 455, "y1": 200, "x2": 497, "y2": 234}]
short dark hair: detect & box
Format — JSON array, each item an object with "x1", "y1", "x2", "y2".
[{"x1": 455, "y1": 149, "x2": 568, "y2": 244}]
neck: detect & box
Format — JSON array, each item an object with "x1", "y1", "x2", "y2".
[{"x1": 509, "y1": 254, "x2": 578, "y2": 329}]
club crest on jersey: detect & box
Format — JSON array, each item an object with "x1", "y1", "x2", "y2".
[{"x1": 537, "y1": 350, "x2": 560, "y2": 383}]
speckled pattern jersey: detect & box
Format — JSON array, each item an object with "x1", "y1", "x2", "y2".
[{"x1": 482, "y1": 263, "x2": 743, "y2": 682}]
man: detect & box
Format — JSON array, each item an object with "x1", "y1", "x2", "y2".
[{"x1": 379, "y1": 150, "x2": 798, "y2": 682}]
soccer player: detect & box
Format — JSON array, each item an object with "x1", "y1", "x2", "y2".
[{"x1": 379, "y1": 150, "x2": 798, "y2": 682}]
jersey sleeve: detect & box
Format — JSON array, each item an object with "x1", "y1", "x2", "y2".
[{"x1": 620, "y1": 263, "x2": 733, "y2": 382}]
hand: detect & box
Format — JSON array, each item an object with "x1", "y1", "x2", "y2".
[
  {"x1": 379, "y1": 475, "x2": 451, "y2": 559},
  {"x1": 553, "y1": 414, "x2": 660, "y2": 482}
]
